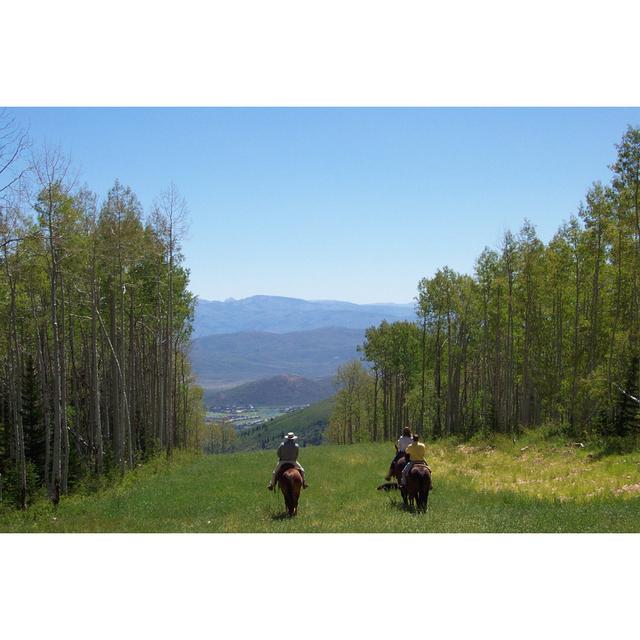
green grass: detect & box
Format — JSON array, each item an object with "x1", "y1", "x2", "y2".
[{"x1": 2, "y1": 432, "x2": 639, "y2": 532}]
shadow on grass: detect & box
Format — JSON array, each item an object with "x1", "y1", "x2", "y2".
[
  {"x1": 387, "y1": 498, "x2": 407, "y2": 512},
  {"x1": 386, "y1": 498, "x2": 430, "y2": 514},
  {"x1": 271, "y1": 512, "x2": 295, "y2": 520}
]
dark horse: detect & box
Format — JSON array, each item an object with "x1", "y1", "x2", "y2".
[
  {"x1": 390, "y1": 456, "x2": 432, "y2": 511},
  {"x1": 390, "y1": 454, "x2": 409, "y2": 505},
  {"x1": 405, "y1": 463, "x2": 432, "y2": 511},
  {"x1": 277, "y1": 463, "x2": 302, "y2": 516}
]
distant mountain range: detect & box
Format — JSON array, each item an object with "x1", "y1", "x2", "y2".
[
  {"x1": 190, "y1": 295, "x2": 417, "y2": 397},
  {"x1": 193, "y1": 295, "x2": 414, "y2": 337},
  {"x1": 203, "y1": 374, "x2": 335, "y2": 408},
  {"x1": 190, "y1": 326, "x2": 366, "y2": 389}
]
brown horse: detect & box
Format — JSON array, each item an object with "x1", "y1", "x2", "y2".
[
  {"x1": 389, "y1": 456, "x2": 432, "y2": 511},
  {"x1": 405, "y1": 463, "x2": 432, "y2": 511},
  {"x1": 277, "y1": 463, "x2": 302, "y2": 516}
]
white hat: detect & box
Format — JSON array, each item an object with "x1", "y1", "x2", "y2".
[{"x1": 285, "y1": 432, "x2": 298, "y2": 440}]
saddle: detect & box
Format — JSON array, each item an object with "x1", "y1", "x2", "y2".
[
  {"x1": 410, "y1": 461, "x2": 432, "y2": 475},
  {"x1": 276, "y1": 462, "x2": 297, "y2": 482}
]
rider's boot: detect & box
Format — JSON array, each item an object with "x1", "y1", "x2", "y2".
[{"x1": 301, "y1": 471, "x2": 309, "y2": 489}]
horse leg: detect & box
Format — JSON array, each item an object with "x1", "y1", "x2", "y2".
[
  {"x1": 289, "y1": 484, "x2": 300, "y2": 517},
  {"x1": 292, "y1": 484, "x2": 301, "y2": 516},
  {"x1": 282, "y1": 483, "x2": 292, "y2": 516}
]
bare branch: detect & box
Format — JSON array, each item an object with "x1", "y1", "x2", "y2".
[
  {"x1": 0, "y1": 110, "x2": 30, "y2": 197},
  {"x1": 614, "y1": 383, "x2": 640, "y2": 406}
]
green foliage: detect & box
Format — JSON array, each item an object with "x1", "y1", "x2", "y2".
[
  {"x1": 343, "y1": 127, "x2": 640, "y2": 447},
  {"x1": 203, "y1": 422, "x2": 237, "y2": 454},
  {"x1": 21, "y1": 355, "x2": 45, "y2": 480},
  {"x1": 0, "y1": 169, "x2": 204, "y2": 507},
  {"x1": 327, "y1": 360, "x2": 373, "y2": 444},
  {"x1": 237, "y1": 397, "x2": 335, "y2": 451},
  {"x1": 614, "y1": 353, "x2": 640, "y2": 437},
  {"x1": 1, "y1": 461, "x2": 43, "y2": 507}
]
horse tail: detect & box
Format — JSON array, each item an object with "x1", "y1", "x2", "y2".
[{"x1": 417, "y1": 469, "x2": 431, "y2": 511}]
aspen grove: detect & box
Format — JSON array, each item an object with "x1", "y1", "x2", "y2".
[
  {"x1": 0, "y1": 117, "x2": 204, "y2": 509},
  {"x1": 328, "y1": 127, "x2": 640, "y2": 446}
]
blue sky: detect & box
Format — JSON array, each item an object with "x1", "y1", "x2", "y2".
[{"x1": 11, "y1": 107, "x2": 640, "y2": 303}]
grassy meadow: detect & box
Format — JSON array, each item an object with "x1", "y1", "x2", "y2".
[{"x1": 1, "y1": 432, "x2": 639, "y2": 533}]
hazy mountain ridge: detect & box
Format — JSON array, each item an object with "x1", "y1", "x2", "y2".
[
  {"x1": 203, "y1": 374, "x2": 335, "y2": 407},
  {"x1": 190, "y1": 326, "x2": 366, "y2": 389},
  {"x1": 193, "y1": 295, "x2": 414, "y2": 337}
]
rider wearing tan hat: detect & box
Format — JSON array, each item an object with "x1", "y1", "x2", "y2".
[{"x1": 267, "y1": 432, "x2": 309, "y2": 490}]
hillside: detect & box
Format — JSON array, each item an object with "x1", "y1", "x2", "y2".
[
  {"x1": 193, "y1": 295, "x2": 414, "y2": 337},
  {"x1": 3, "y1": 436, "x2": 639, "y2": 533},
  {"x1": 204, "y1": 375, "x2": 334, "y2": 408},
  {"x1": 236, "y1": 397, "x2": 335, "y2": 450},
  {"x1": 190, "y1": 326, "x2": 365, "y2": 388}
]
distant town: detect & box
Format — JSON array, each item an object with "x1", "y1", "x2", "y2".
[{"x1": 205, "y1": 404, "x2": 309, "y2": 430}]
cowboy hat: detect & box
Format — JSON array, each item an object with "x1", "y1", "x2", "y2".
[{"x1": 285, "y1": 432, "x2": 298, "y2": 440}]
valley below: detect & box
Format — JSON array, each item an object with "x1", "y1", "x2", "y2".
[{"x1": 190, "y1": 295, "x2": 410, "y2": 444}]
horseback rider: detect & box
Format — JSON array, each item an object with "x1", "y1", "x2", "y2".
[
  {"x1": 385, "y1": 426, "x2": 413, "y2": 481},
  {"x1": 400, "y1": 433, "x2": 430, "y2": 487},
  {"x1": 267, "y1": 432, "x2": 309, "y2": 490}
]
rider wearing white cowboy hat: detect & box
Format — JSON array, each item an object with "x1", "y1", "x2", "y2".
[{"x1": 267, "y1": 432, "x2": 308, "y2": 490}]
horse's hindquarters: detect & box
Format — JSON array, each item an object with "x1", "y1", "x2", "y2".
[
  {"x1": 408, "y1": 468, "x2": 431, "y2": 511},
  {"x1": 279, "y1": 469, "x2": 302, "y2": 516}
]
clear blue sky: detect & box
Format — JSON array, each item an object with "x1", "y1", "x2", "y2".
[{"x1": 11, "y1": 107, "x2": 640, "y2": 303}]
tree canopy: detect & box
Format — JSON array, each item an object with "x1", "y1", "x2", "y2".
[
  {"x1": 329, "y1": 126, "x2": 640, "y2": 447},
  {"x1": 0, "y1": 122, "x2": 204, "y2": 508}
]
